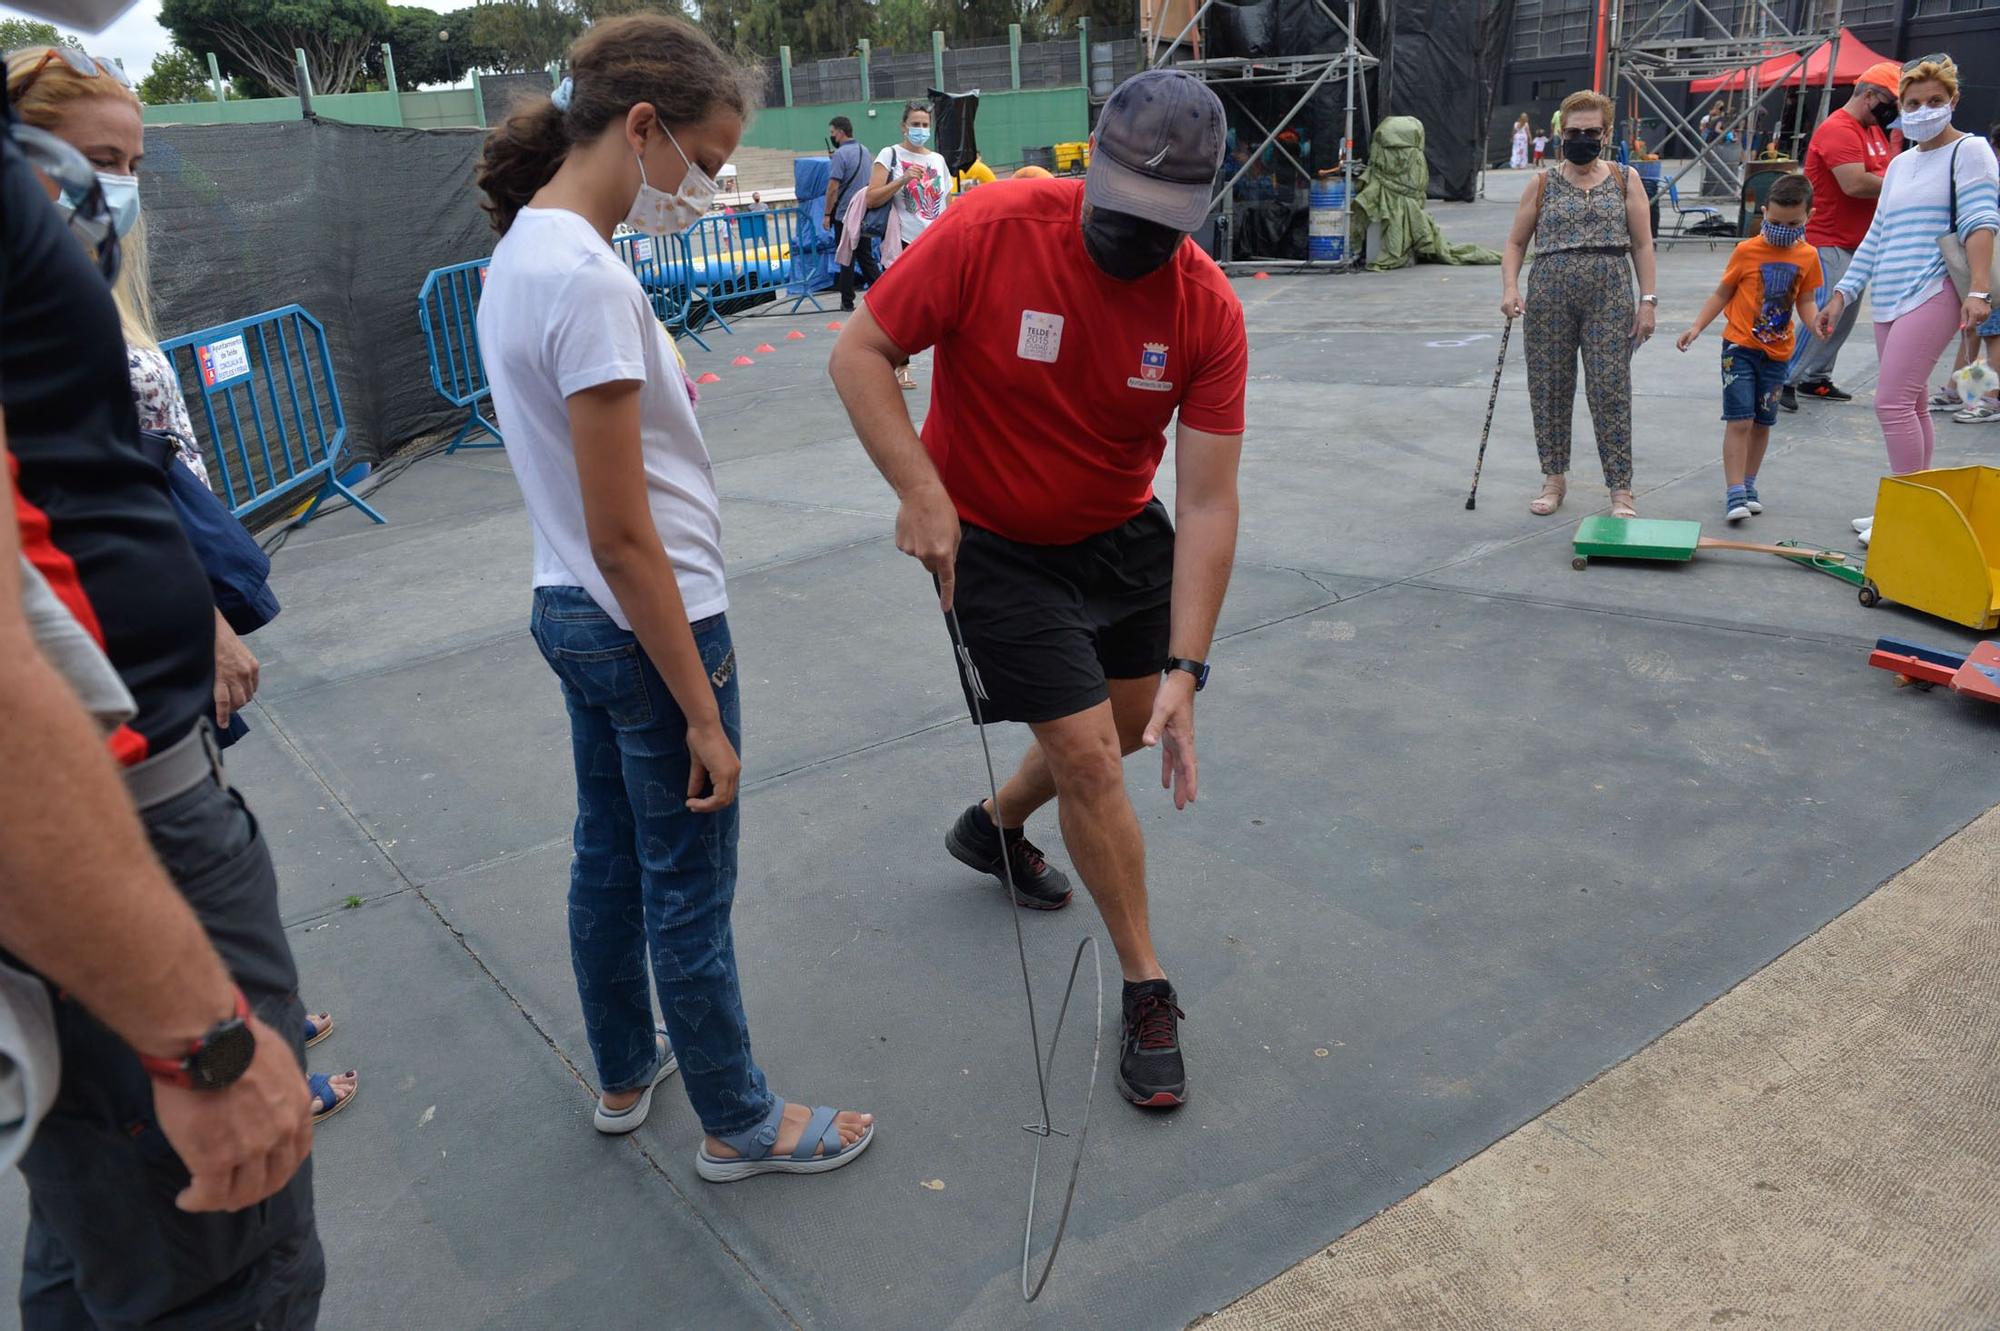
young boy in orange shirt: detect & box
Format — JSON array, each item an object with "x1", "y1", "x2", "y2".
[{"x1": 1675, "y1": 174, "x2": 1823, "y2": 521}]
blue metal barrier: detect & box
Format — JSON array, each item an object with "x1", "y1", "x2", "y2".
[
  {"x1": 416, "y1": 259, "x2": 502, "y2": 453},
  {"x1": 159, "y1": 305, "x2": 383, "y2": 526},
  {"x1": 611, "y1": 232, "x2": 707, "y2": 351},
  {"x1": 683, "y1": 206, "x2": 826, "y2": 337}
]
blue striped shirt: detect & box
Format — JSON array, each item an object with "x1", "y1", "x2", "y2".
[{"x1": 1836, "y1": 133, "x2": 1999, "y2": 322}]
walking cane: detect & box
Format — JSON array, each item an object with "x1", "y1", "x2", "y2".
[{"x1": 1464, "y1": 317, "x2": 1515, "y2": 511}]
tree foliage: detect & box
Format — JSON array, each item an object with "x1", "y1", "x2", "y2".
[
  {"x1": 368, "y1": 5, "x2": 497, "y2": 88},
  {"x1": 0, "y1": 18, "x2": 83, "y2": 53},
  {"x1": 469, "y1": 0, "x2": 584, "y2": 73},
  {"x1": 136, "y1": 45, "x2": 220, "y2": 104},
  {"x1": 160, "y1": 0, "x2": 392, "y2": 96}
]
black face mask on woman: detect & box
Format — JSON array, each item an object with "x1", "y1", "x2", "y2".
[
  {"x1": 1083, "y1": 206, "x2": 1186, "y2": 281},
  {"x1": 1562, "y1": 135, "x2": 1603, "y2": 166}
]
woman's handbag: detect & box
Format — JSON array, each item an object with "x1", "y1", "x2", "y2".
[
  {"x1": 1939, "y1": 139, "x2": 2000, "y2": 301},
  {"x1": 135, "y1": 429, "x2": 281, "y2": 635}
]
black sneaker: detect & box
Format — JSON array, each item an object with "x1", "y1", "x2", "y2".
[
  {"x1": 1798, "y1": 379, "x2": 1853, "y2": 402},
  {"x1": 1778, "y1": 384, "x2": 1798, "y2": 413},
  {"x1": 944, "y1": 803, "x2": 1073, "y2": 909},
  {"x1": 1118, "y1": 979, "x2": 1187, "y2": 1108}
]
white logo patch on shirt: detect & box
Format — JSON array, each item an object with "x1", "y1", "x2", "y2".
[
  {"x1": 1127, "y1": 340, "x2": 1174, "y2": 391},
  {"x1": 1017, "y1": 310, "x2": 1064, "y2": 363}
]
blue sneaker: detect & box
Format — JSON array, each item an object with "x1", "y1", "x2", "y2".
[
  {"x1": 1725, "y1": 489, "x2": 1751, "y2": 522},
  {"x1": 1742, "y1": 482, "x2": 1763, "y2": 515}
]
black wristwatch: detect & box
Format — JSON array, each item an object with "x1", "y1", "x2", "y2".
[
  {"x1": 137, "y1": 989, "x2": 257, "y2": 1091},
  {"x1": 1165, "y1": 657, "x2": 1210, "y2": 691}
]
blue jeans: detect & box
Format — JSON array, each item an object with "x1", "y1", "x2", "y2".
[
  {"x1": 529, "y1": 586, "x2": 773, "y2": 1137},
  {"x1": 1722, "y1": 342, "x2": 1786, "y2": 427}
]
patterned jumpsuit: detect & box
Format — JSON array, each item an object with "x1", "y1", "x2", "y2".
[{"x1": 1524, "y1": 165, "x2": 1636, "y2": 488}]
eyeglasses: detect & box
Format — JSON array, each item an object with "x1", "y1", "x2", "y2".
[
  {"x1": 1562, "y1": 128, "x2": 1605, "y2": 142},
  {"x1": 8, "y1": 121, "x2": 119, "y2": 281},
  {"x1": 6, "y1": 45, "x2": 130, "y2": 105},
  {"x1": 1900, "y1": 52, "x2": 1949, "y2": 73}
]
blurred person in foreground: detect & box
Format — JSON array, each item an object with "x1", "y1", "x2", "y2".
[{"x1": 2, "y1": 45, "x2": 323, "y2": 1330}]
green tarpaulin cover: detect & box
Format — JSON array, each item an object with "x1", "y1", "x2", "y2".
[{"x1": 1354, "y1": 117, "x2": 1502, "y2": 273}]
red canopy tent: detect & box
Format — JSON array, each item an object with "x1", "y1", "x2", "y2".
[{"x1": 1690, "y1": 29, "x2": 1892, "y2": 94}]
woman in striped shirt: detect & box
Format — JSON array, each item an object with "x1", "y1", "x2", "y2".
[{"x1": 1819, "y1": 55, "x2": 1997, "y2": 542}]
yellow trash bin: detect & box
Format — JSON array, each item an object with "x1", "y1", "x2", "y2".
[{"x1": 1861, "y1": 465, "x2": 2000, "y2": 630}]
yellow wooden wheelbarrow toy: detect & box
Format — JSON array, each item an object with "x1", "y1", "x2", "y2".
[{"x1": 1857, "y1": 466, "x2": 2000, "y2": 630}]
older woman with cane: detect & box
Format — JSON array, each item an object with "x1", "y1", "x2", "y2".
[{"x1": 1500, "y1": 89, "x2": 1658, "y2": 516}]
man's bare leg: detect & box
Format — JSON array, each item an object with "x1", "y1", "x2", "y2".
[
  {"x1": 1021, "y1": 694, "x2": 1164, "y2": 983},
  {"x1": 989, "y1": 676, "x2": 1157, "y2": 828}
]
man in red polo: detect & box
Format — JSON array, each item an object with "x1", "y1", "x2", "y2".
[
  {"x1": 1783, "y1": 60, "x2": 1902, "y2": 409},
  {"x1": 829, "y1": 69, "x2": 1246, "y2": 1109}
]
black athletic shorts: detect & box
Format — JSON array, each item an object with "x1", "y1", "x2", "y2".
[{"x1": 946, "y1": 499, "x2": 1174, "y2": 725}]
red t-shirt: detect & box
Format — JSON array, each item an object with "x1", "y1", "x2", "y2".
[
  {"x1": 1803, "y1": 107, "x2": 1891, "y2": 250},
  {"x1": 864, "y1": 178, "x2": 1248, "y2": 545}
]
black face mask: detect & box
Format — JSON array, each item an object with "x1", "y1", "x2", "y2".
[
  {"x1": 1562, "y1": 136, "x2": 1603, "y2": 166},
  {"x1": 827, "y1": 134, "x2": 840, "y2": 150},
  {"x1": 1869, "y1": 100, "x2": 1898, "y2": 132},
  {"x1": 1082, "y1": 206, "x2": 1185, "y2": 281}
]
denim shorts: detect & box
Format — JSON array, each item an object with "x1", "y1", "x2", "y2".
[
  {"x1": 1722, "y1": 342, "x2": 1787, "y2": 426},
  {"x1": 1978, "y1": 307, "x2": 2000, "y2": 339}
]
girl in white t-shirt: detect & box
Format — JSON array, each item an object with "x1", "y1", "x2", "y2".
[
  {"x1": 472, "y1": 14, "x2": 872, "y2": 1180},
  {"x1": 866, "y1": 101, "x2": 950, "y2": 387}
]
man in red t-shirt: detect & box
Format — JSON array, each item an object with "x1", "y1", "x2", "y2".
[
  {"x1": 1783, "y1": 60, "x2": 1902, "y2": 409},
  {"x1": 830, "y1": 69, "x2": 1246, "y2": 1111}
]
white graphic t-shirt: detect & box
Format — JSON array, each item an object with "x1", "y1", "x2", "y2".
[{"x1": 877, "y1": 144, "x2": 950, "y2": 246}]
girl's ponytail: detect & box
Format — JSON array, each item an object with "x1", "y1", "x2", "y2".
[{"x1": 477, "y1": 95, "x2": 570, "y2": 235}]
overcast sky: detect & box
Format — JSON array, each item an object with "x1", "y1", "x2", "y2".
[{"x1": 2, "y1": 0, "x2": 173, "y2": 79}]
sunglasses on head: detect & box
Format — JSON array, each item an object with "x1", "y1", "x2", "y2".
[
  {"x1": 6, "y1": 45, "x2": 130, "y2": 105},
  {"x1": 1563, "y1": 128, "x2": 1604, "y2": 142},
  {"x1": 1900, "y1": 52, "x2": 1948, "y2": 73}
]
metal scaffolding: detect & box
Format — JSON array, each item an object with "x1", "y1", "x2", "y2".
[
  {"x1": 1149, "y1": 0, "x2": 1379, "y2": 270},
  {"x1": 1607, "y1": 0, "x2": 1845, "y2": 244}
]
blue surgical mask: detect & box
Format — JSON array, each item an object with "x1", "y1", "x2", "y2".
[
  {"x1": 94, "y1": 172, "x2": 139, "y2": 237},
  {"x1": 906, "y1": 126, "x2": 930, "y2": 148},
  {"x1": 1763, "y1": 219, "x2": 1805, "y2": 247}
]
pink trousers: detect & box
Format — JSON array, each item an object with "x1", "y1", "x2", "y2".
[{"x1": 1871, "y1": 285, "x2": 1962, "y2": 475}]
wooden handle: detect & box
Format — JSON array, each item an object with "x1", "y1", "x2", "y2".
[{"x1": 1697, "y1": 537, "x2": 1848, "y2": 562}]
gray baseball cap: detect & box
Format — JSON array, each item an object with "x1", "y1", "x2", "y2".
[{"x1": 1085, "y1": 70, "x2": 1226, "y2": 233}]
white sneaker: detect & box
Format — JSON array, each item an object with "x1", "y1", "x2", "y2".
[
  {"x1": 1857, "y1": 525, "x2": 1872, "y2": 547},
  {"x1": 1726, "y1": 502, "x2": 1752, "y2": 521},
  {"x1": 1927, "y1": 388, "x2": 1962, "y2": 413},
  {"x1": 1851, "y1": 516, "x2": 1874, "y2": 533}
]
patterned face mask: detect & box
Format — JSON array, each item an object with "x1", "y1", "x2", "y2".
[
  {"x1": 626, "y1": 124, "x2": 718, "y2": 237},
  {"x1": 1762, "y1": 219, "x2": 1806, "y2": 247}
]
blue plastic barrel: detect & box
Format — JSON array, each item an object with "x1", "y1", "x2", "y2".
[{"x1": 1308, "y1": 181, "x2": 1348, "y2": 262}]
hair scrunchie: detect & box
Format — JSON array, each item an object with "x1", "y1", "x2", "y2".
[{"x1": 551, "y1": 76, "x2": 573, "y2": 112}]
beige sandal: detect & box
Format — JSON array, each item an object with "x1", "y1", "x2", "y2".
[
  {"x1": 1529, "y1": 475, "x2": 1566, "y2": 516},
  {"x1": 1609, "y1": 488, "x2": 1637, "y2": 518}
]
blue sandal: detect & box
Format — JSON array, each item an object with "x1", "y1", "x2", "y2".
[
  {"x1": 308, "y1": 1070, "x2": 356, "y2": 1125},
  {"x1": 592, "y1": 1028, "x2": 679, "y2": 1135},
  {"x1": 695, "y1": 1096, "x2": 874, "y2": 1183},
  {"x1": 303, "y1": 1011, "x2": 333, "y2": 1048}
]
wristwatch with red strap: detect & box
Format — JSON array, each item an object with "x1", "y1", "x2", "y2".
[{"x1": 136, "y1": 989, "x2": 257, "y2": 1091}]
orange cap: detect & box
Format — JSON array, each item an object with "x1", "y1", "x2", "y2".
[
  {"x1": 1857, "y1": 60, "x2": 1900, "y2": 92},
  {"x1": 1012, "y1": 165, "x2": 1053, "y2": 179}
]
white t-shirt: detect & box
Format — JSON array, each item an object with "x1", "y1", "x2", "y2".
[
  {"x1": 876, "y1": 144, "x2": 951, "y2": 245},
  {"x1": 476, "y1": 207, "x2": 727, "y2": 629}
]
